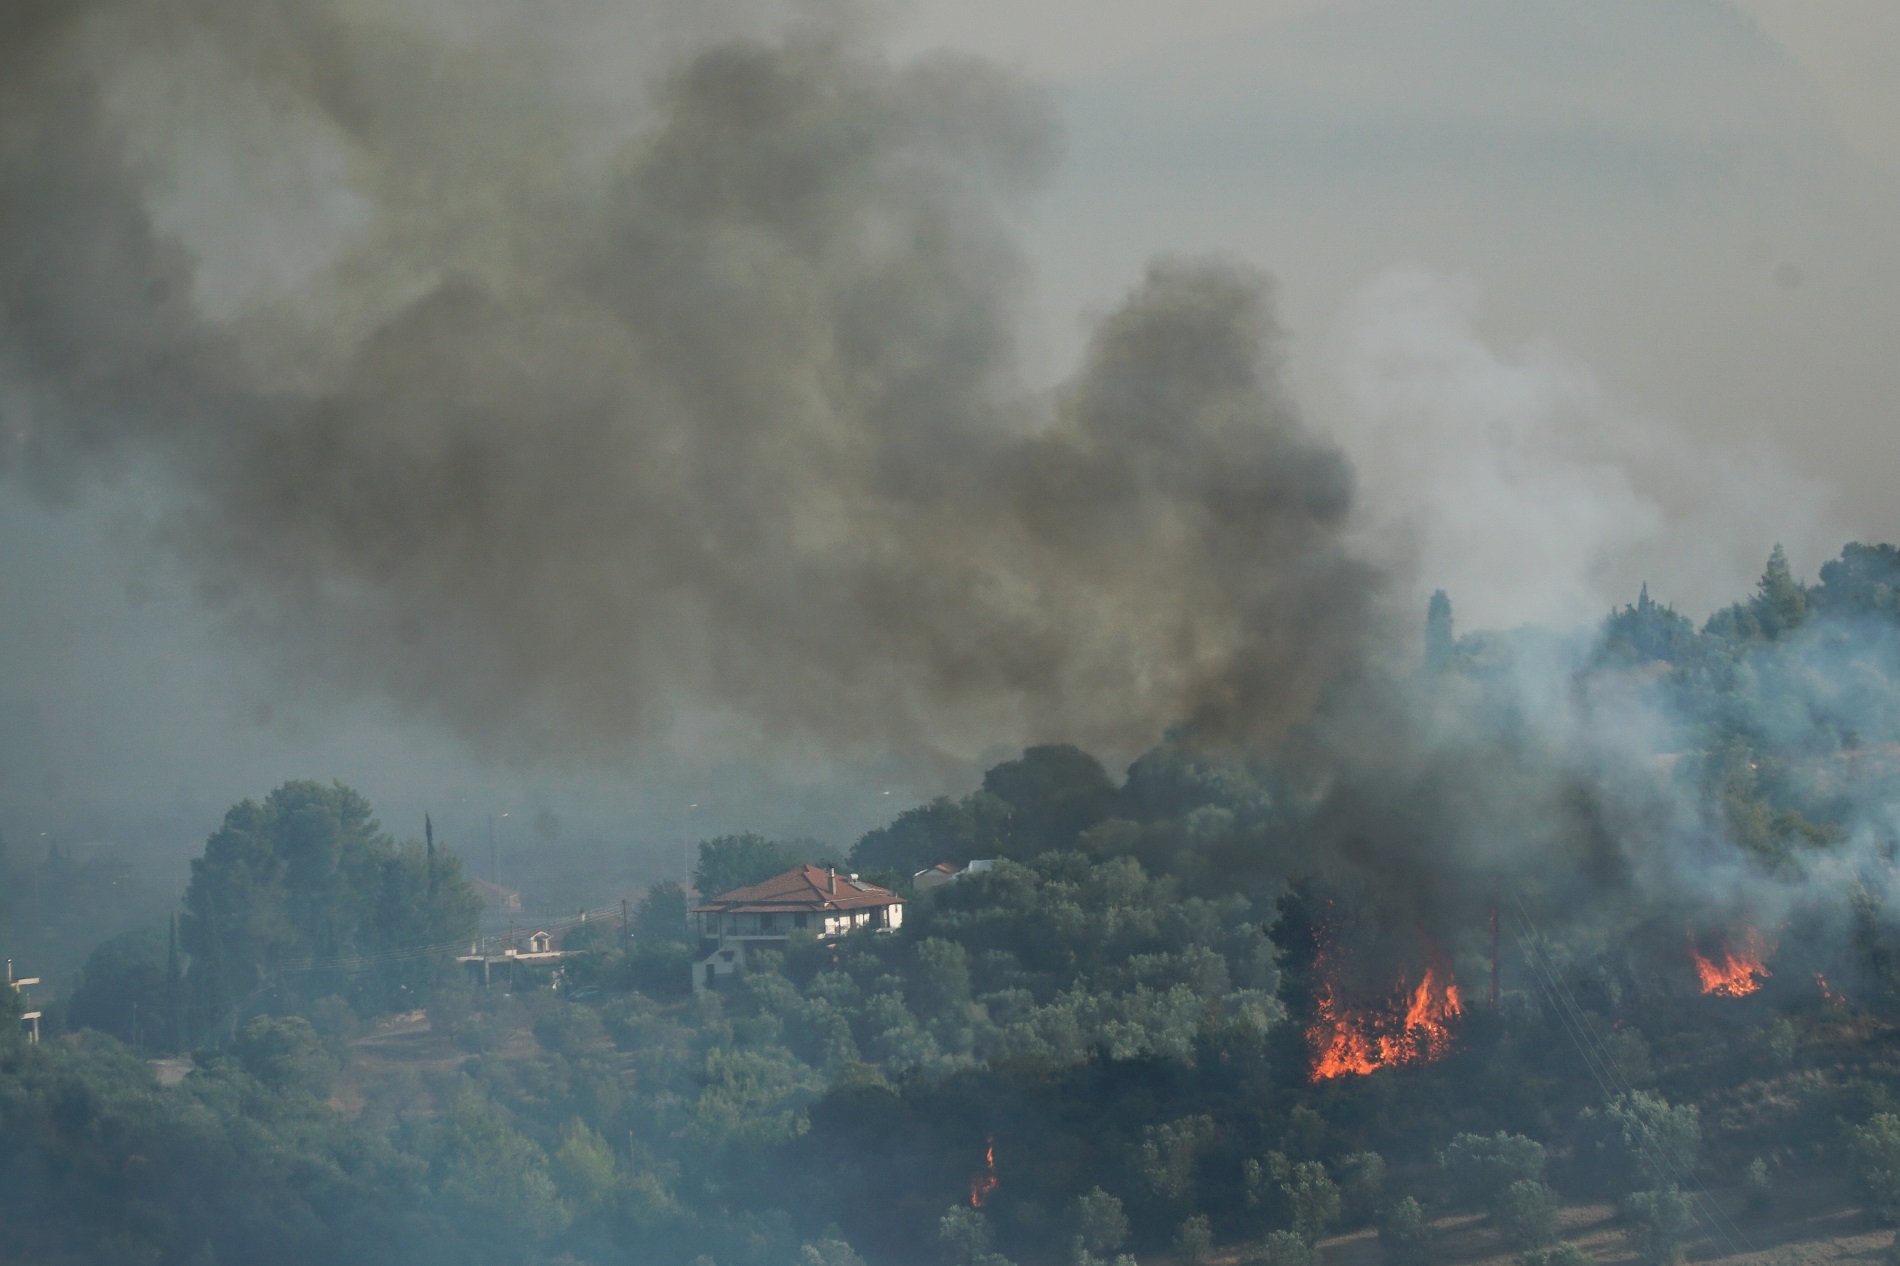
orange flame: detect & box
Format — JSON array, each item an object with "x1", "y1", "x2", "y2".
[
  {"x1": 1309, "y1": 957, "x2": 1463, "y2": 1082},
  {"x1": 1816, "y1": 973, "x2": 1847, "y2": 1010},
  {"x1": 969, "y1": 1138, "x2": 998, "y2": 1208},
  {"x1": 1688, "y1": 925, "x2": 1774, "y2": 997}
]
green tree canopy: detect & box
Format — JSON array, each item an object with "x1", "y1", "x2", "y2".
[
  {"x1": 1599, "y1": 584, "x2": 1696, "y2": 666},
  {"x1": 66, "y1": 924, "x2": 167, "y2": 1048},
  {"x1": 852, "y1": 794, "x2": 1010, "y2": 876},
  {"x1": 635, "y1": 880, "x2": 690, "y2": 942},
  {"x1": 181, "y1": 781, "x2": 479, "y2": 1033},
  {"x1": 1812, "y1": 541, "x2": 1900, "y2": 619},
  {"x1": 693, "y1": 834, "x2": 828, "y2": 899},
  {"x1": 980, "y1": 745, "x2": 1121, "y2": 857}
]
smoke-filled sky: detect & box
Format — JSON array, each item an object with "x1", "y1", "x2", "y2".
[{"x1": 2, "y1": 0, "x2": 1896, "y2": 870}]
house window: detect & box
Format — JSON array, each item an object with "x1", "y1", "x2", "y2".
[{"x1": 795, "y1": 912, "x2": 808, "y2": 929}]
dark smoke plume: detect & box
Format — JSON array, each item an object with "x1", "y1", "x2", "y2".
[{"x1": 0, "y1": 0, "x2": 1377, "y2": 765}]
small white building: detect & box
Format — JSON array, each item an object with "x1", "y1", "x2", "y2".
[
  {"x1": 691, "y1": 865, "x2": 904, "y2": 991},
  {"x1": 457, "y1": 929, "x2": 567, "y2": 988}
]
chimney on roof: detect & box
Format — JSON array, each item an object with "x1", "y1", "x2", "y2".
[{"x1": 828, "y1": 866, "x2": 836, "y2": 894}]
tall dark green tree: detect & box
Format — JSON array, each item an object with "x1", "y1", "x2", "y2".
[
  {"x1": 1599, "y1": 584, "x2": 1696, "y2": 665},
  {"x1": 634, "y1": 880, "x2": 690, "y2": 942},
  {"x1": 694, "y1": 834, "x2": 819, "y2": 898},
  {"x1": 1755, "y1": 543, "x2": 1808, "y2": 637},
  {"x1": 180, "y1": 781, "x2": 479, "y2": 1033},
  {"x1": 67, "y1": 926, "x2": 167, "y2": 1048},
  {"x1": 1707, "y1": 544, "x2": 1809, "y2": 643},
  {"x1": 851, "y1": 794, "x2": 1011, "y2": 876},
  {"x1": 979, "y1": 745, "x2": 1120, "y2": 857},
  {"x1": 1812, "y1": 542, "x2": 1900, "y2": 619}
]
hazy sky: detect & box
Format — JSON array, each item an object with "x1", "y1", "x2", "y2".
[{"x1": 3, "y1": 0, "x2": 1897, "y2": 871}]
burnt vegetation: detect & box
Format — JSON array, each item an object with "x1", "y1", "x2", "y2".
[{"x1": 7, "y1": 546, "x2": 1900, "y2": 1265}]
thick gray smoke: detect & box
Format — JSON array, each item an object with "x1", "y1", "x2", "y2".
[{"x1": 0, "y1": 0, "x2": 1376, "y2": 767}]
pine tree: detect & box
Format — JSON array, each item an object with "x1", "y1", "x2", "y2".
[{"x1": 1753, "y1": 544, "x2": 1808, "y2": 639}]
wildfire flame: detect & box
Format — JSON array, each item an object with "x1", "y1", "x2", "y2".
[
  {"x1": 969, "y1": 1138, "x2": 997, "y2": 1208},
  {"x1": 1816, "y1": 973, "x2": 1848, "y2": 1010},
  {"x1": 1688, "y1": 925, "x2": 1774, "y2": 997},
  {"x1": 1309, "y1": 958, "x2": 1463, "y2": 1082}
]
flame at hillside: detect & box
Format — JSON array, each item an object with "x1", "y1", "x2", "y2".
[
  {"x1": 1309, "y1": 946, "x2": 1463, "y2": 1082},
  {"x1": 969, "y1": 1139, "x2": 998, "y2": 1208},
  {"x1": 1689, "y1": 925, "x2": 1774, "y2": 997}
]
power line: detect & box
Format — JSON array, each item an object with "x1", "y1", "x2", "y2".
[{"x1": 1507, "y1": 893, "x2": 1756, "y2": 1260}]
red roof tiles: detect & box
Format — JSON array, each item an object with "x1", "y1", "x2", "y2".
[{"x1": 691, "y1": 864, "x2": 903, "y2": 915}]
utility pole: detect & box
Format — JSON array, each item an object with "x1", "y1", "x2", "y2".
[{"x1": 6, "y1": 959, "x2": 42, "y2": 1045}]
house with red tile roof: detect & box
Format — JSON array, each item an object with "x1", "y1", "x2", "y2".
[{"x1": 689, "y1": 865, "x2": 903, "y2": 991}]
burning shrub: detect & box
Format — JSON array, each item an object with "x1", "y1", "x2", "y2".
[
  {"x1": 1492, "y1": 1180, "x2": 1561, "y2": 1252},
  {"x1": 1378, "y1": 1197, "x2": 1434, "y2": 1266},
  {"x1": 1440, "y1": 1132, "x2": 1547, "y2": 1209},
  {"x1": 1689, "y1": 926, "x2": 1776, "y2": 998}
]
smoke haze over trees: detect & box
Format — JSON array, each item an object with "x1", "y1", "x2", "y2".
[
  {"x1": 9, "y1": 3, "x2": 1900, "y2": 1265},
  {"x1": 8, "y1": 546, "x2": 1900, "y2": 1263}
]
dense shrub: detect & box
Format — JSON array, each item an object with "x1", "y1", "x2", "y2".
[
  {"x1": 1576, "y1": 1094, "x2": 1700, "y2": 1197},
  {"x1": 1378, "y1": 1197, "x2": 1434, "y2": 1266},
  {"x1": 1442, "y1": 1133, "x2": 1547, "y2": 1209},
  {"x1": 1850, "y1": 1114, "x2": 1900, "y2": 1224},
  {"x1": 1623, "y1": 1187, "x2": 1693, "y2": 1266},
  {"x1": 1492, "y1": 1180, "x2": 1560, "y2": 1252},
  {"x1": 1248, "y1": 1230, "x2": 1319, "y2": 1266}
]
